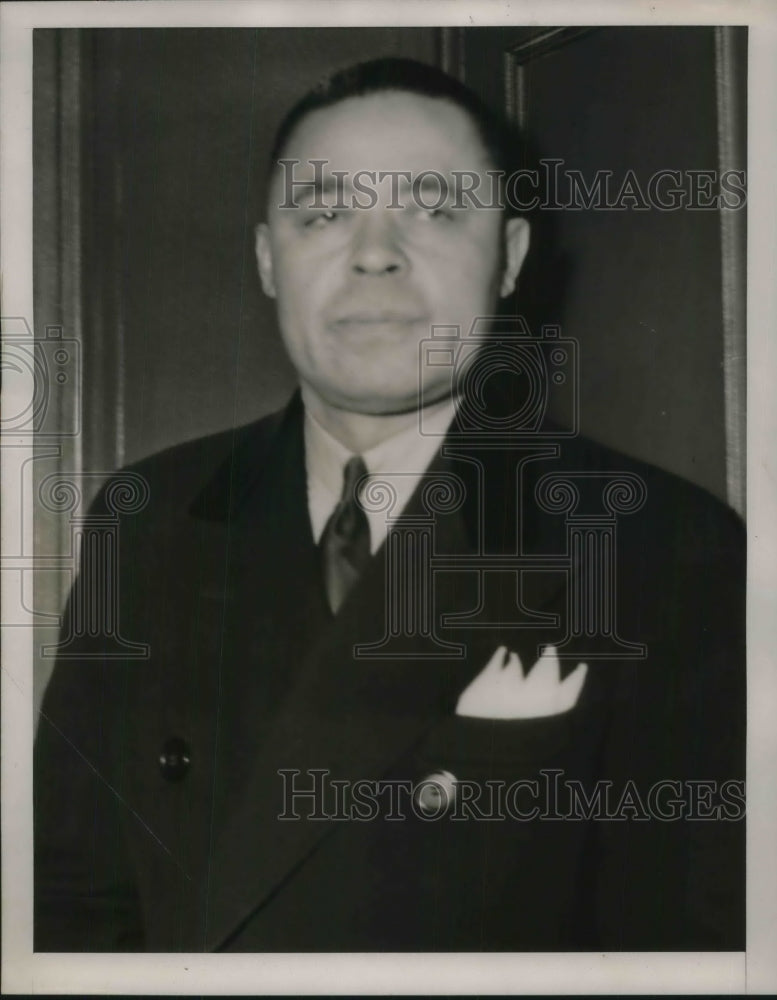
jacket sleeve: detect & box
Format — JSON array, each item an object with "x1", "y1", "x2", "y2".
[
  {"x1": 34, "y1": 490, "x2": 145, "y2": 952},
  {"x1": 588, "y1": 492, "x2": 746, "y2": 950}
]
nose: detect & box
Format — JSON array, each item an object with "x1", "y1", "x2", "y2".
[{"x1": 349, "y1": 211, "x2": 408, "y2": 277}]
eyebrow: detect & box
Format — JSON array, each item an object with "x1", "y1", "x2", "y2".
[
  {"x1": 292, "y1": 175, "x2": 350, "y2": 208},
  {"x1": 293, "y1": 172, "x2": 453, "y2": 206}
]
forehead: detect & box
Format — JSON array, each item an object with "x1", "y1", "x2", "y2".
[{"x1": 276, "y1": 91, "x2": 492, "y2": 176}]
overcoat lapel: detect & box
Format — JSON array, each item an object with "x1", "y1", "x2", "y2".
[{"x1": 199, "y1": 397, "x2": 571, "y2": 951}]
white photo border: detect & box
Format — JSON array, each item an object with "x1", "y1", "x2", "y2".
[{"x1": 2, "y1": 0, "x2": 775, "y2": 994}]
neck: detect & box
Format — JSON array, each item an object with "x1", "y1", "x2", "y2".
[{"x1": 300, "y1": 385, "x2": 444, "y2": 454}]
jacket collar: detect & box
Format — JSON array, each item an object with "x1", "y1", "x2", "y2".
[
  {"x1": 188, "y1": 386, "x2": 567, "y2": 555},
  {"x1": 188, "y1": 391, "x2": 304, "y2": 524}
]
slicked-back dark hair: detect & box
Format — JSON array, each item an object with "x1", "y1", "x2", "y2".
[{"x1": 269, "y1": 56, "x2": 522, "y2": 181}]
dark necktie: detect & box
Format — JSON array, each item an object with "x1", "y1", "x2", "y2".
[{"x1": 319, "y1": 455, "x2": 371, "y2": 613}]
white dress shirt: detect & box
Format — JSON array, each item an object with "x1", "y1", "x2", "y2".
[{"x1": 303, "y1": 395, "x2": 458, "y2": 554}]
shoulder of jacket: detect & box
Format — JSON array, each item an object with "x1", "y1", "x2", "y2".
[
  {"x1": 554, "y1": 430, "x2": 745, "y2": 560},
  {"x1": 88, "y1": 406, "x2": 290, "y2": 520}
]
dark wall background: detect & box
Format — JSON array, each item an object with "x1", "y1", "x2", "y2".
[{"x1": 460, "y1": 26, "x2": 745, "y2": 506}]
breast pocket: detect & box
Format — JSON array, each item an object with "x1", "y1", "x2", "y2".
[{"x1": 415, "y1": 708, "x2": 580, "y2": 779}]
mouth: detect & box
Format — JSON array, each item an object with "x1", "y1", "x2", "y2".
[{"x1": 331, "y1": 312, "x2": 427, "y2": 326}]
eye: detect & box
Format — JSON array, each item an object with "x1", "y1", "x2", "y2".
[
  {"x1": 415, "y1": 206, "x2": 453, "y2": 222},
  {"x1": 304, "y1": 210, "x2": 340, "y2": 229}
]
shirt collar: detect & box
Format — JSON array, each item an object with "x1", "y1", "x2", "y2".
[{"x1": 303, "y1": 394, "x2": 458, "y2": 551}]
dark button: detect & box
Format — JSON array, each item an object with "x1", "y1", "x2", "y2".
[
  {"x1": 158, "y1": 737, "x2": 191, "y2": 781},
  {"x1": 414, "y1": 770, "x2": 457, "y2": 817}
]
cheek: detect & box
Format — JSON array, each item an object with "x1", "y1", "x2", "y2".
[
  {"x1": 273, "y1": 252, "x2": 329, "y2": 317},
  {"x1": 418, "y1": 229, "x2": 502, "y2": 290},
  {"x1": 425, "y1": 259, "x2": 501, "y2": 314}
]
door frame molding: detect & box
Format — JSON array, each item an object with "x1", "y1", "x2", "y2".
[{"x1": 440, "y1": 24, "x2": 747, "y2": 515}]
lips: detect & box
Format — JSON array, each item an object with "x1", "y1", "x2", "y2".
[{"x1": 332, "y1": 311, "x2": 425, "y2": 324}]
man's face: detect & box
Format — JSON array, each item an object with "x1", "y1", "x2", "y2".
[{"x1": 256, "y1": 91, "x2": 529, "y2": 416}]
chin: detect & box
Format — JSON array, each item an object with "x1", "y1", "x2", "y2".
[
  {"x1": 342, "y1": 397, "x2": 419, "y2": 417},
  {"x1": 340, "y1": 383, "x2": 455, "y2": 416},
  {"x1": 316, "y1": 384, "x2": 413, "y2": 415}
]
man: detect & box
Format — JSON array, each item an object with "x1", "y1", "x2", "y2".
[{"x1": 34, "y1": 58, "x2": 745, "y2": 952}]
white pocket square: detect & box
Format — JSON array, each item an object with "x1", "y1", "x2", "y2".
[{"x1": 455, "y1": 645, "x2": 587, "y2": 720}]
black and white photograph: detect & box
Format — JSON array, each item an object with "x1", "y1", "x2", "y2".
[{"x1": 1, "y1": 0, "x2": 776, "y2": 994}]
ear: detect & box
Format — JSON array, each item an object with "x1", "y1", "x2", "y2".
[
  {"x1": 500, "y1": 216, "x2": 531, "y2": 298},
  {"x1": 255, "y1": 223, "x2": 277, "y2": 298}
]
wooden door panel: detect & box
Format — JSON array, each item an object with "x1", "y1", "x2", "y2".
[{"x1": 450, "y1": 26, "x2": 746, "y2": 508}]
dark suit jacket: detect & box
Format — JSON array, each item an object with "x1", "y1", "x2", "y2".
[{"x1": 34, "y1": 391, "x2": 745, "y2": 952}]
